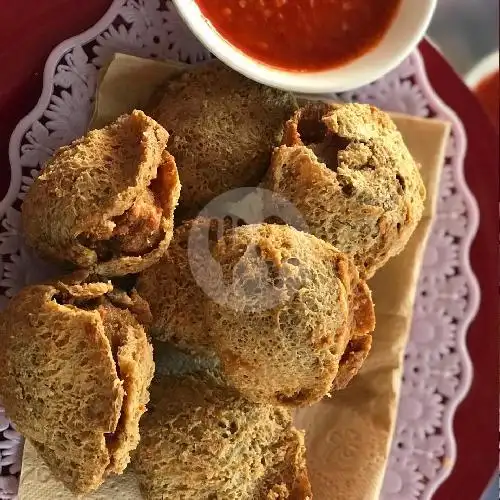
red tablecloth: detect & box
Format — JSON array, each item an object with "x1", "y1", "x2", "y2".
[{"x1": 0, "y1": 2, "x2": 497, "y2": 499}]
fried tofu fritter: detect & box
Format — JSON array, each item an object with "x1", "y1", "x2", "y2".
[
  {"x1": 139, "y1": 221, "x2": 375, "y2": 407},
  {"x1": 263, "y1": 102, "x2": 426, "y2": 278},
  {"x1": 205, "y1": 224, "x2": 375, "y2": 406},
  {"x1": 132, "y1": 371, "x2": 311, "y2": 500},
  {"x1": 0, "y1": 278, "x2": 154, "y2": 494},
  {"x1": 153, "y1": 61, "x2": 298, "y2": 217},
  {"x1": 22, "y1": 111, "x2": 180, "y2": 277}
]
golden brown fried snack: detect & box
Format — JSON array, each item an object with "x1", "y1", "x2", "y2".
[
  {"x1": 153, "y1": 61, "x2": 298, "y2": 216},
  {"x1": 0, "y1": 277, "x2": 154, "y2": 494},
  {"x1": 140, "y1": 220, "x2": 374, "y2": 405},
  {"x1": 262, "y1": 102, "x2": 426, "y2": 278},
  {"x1": 132, "y1": 371, "x2": 311, "y2": 500},
  {"x1": 22, "y1": 110, "x2": 180, "y2": 277},
  {"x1": 205, "y1": 224, "x2": 375, "y2": 406},
  {"x1": 153, "y1": 222, "x2": 372, "y2": 406}
]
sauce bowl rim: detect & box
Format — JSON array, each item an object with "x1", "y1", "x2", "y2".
[{"x1": 173, "y1": 0, "x2": 438, "y2": 94}]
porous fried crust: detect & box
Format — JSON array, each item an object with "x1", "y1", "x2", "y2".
[
  {"x1": 0, "y1": 280, "x2": 154, "y2": 494},
  {"x1": 153, "y1": 60, "x2": 298, "y2": 216},
  {"x1": 22, "y1": 110, "x2": 180, "y2": 277},
  {"x1": 97, "y1": 303, "x2": 154, "y2": 474},
  {"x1": 136, "y1": 217, "x2": 231, "y2": 349},
  {"x1": 331, "y1": 333, "x2": 373, "y2": 391},
  {"x1": 263, "y1": 102, "x2": 426, "y2": 278},
  {"x1": 132, "y1": 372, "x2": 312, "y2": 500},
  {"x1": 204, "y1": 224, "x2": 375, "y2": 406}
]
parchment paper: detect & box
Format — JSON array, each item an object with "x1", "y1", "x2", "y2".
[{"x1": 19, "y1": 53, "x2": 450, "y2": 500}]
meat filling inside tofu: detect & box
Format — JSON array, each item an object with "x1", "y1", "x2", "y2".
[
  {"x1": 79, "y1": 187, "x2": 164, "y2": 261},
  {"x1": 112, "y1": 188, "x2": 163, "y2": 256},
  {"x1": 80, "y1": 152, "x2": 180, "y2": 262}
]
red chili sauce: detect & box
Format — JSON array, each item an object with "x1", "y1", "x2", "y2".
[
  {"x1": 196, "y1": 0, "x2": 402, "y2": 72},
  {"x1": 474, "y1": 70, "x2": 499, "y2": 133}
]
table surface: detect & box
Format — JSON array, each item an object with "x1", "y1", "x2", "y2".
[
  {"x1": 0, "y1": 2, "x2": 497, "y2": 499},
  {"x1": 428, "y1": 0, "x2": 498, "y2": 74}
]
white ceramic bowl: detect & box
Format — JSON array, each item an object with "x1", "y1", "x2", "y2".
[
  {"x1": 173, "y1": 0, "x2": 437, "y2": 94},
  {"x1": 465, "y1": 50, "x2": 499, "y2": 90}
]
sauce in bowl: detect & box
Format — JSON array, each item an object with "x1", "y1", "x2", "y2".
[{"x1": 196, "y1": 0, "x2": 402, "y2": 72}]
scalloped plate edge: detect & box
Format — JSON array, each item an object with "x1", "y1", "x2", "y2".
[{"x1": 411, "y1": 47, "x2": 479, "y2": 498}]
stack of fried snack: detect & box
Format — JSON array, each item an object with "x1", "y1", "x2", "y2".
[{"x1": 0, "y1": 61, "x2": 425, "y2": 499}]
